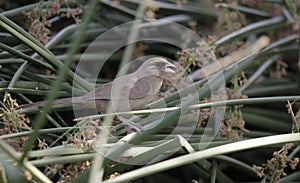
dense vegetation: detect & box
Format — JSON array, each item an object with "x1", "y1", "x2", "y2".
[{"x1": 0, "y1": 0, "x2": 299, "y2": 182}]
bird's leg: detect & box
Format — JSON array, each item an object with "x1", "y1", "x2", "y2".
[{"x1": 118, "y1": 116, "x2": 143, "y2": 132}]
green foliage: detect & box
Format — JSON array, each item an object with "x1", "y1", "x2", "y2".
[{"x1": 0, "y1": 0, "x2": 299, "y2": 182}]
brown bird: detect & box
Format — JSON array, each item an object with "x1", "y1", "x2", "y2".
[{"x1": 20, "y1": 57, "x2": 176, "y2": 130}]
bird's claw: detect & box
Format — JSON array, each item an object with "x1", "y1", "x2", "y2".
[{"x1": 118, "y1": 116, "x2": 143, "y2": 132}]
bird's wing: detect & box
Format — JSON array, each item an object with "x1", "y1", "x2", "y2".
[
  {"x1": 83, "y1": 74, "x2": 137, "y2": 100},
  {"x1": 129, "y1": 76, "x2": 162, "y2": 99},
  {"x1": 83, "y1": 75, "x2": 162, "y2": 101}
]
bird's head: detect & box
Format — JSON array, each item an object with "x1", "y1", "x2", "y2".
[{"x1": 136, "y1": 57, "x2": 176, "y2": 78}]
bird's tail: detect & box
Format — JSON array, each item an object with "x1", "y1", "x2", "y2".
[{"x1": 18, "y1": 96, "x2": 84, "y2": 111}]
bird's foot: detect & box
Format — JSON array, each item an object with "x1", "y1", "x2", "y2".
[{"x1": 118, "y1": 116, "x2": 143, "y2": 132}]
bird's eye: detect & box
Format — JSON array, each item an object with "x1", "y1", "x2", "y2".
[{"x1": 155, "y1": 62, "x2": 164, "y2": 68}]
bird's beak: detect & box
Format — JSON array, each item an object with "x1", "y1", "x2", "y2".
[{"x1": 164, "y1": 62, "x2": 176, "y2": 74}]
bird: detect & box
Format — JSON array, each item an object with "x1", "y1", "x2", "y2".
[{"x1": 19, "y1": 57, "x2": 176, "y2": 130}]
